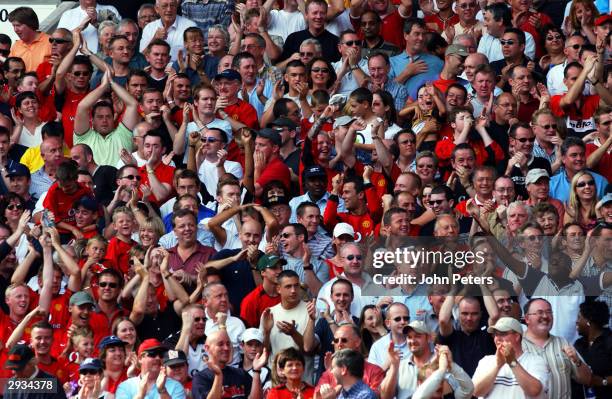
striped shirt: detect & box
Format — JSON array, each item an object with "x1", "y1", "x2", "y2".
[
  {"x1": 522, "y1": 334, "x2": 583, "y2": 399},
  {"x1": 181, "y1": 0, "x2": 234, "y2": 38},
  {"x1": 533, "y1": 140, "x2": 558, "y2": 171}
]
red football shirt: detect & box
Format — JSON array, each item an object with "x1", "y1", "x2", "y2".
[
  {"x1": 138, "y1": 162, "x2": 176, "y2": 205},
  {"x1": 240, "y1": 285, "x2": 281, "y2": 328},
  {"x1": 43, "y1": 182, "x2": 93, "y2": 232},
  {"x1": 550, "y1": 94, "x2": 600, "y2": 136},
  {"x1": 586, "y1": 142, "x2": 612, "y2": 182},
  {"x1": 257, "y1": 156, "x2": 291, "y2": 193},
  {"x1": 104, "y1": 237, "x2": 135, "y2": 277},
  {"x1": 61, "y1": 88, "x2": 87, "y2": 148},
  {"x1": 221, "y1": 100, "x2": 259, "y2": 129}
]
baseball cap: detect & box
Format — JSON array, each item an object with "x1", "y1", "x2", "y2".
[
  {"x1": 333, "y1": 115, "x2": 356, "y2": 129},
  {"x1": 163, "y1": 349, "x2": 188, "y2": 366},
  {"x1": 6, "y1": 163, "x2": 30, "y2": 179},
  {"x1": 333, "y1": 223, "x2": 357, "y2": 240},
  {"x1": 595, "y1": 14, "x2": 612, "y2": 26},
  {"x1": 138, "y1": 338, "x2": 164, "y2": 356},
  {"x1": 241, "y1": 328, "x2": 264, "y2": 343},
  {"x1": 69, "y1": 291, "x2": 95, "y2": 307},
  {"x1": 303, "y1": 165, "x2": 327, "y2": 180},
  {"x1": 74, "y1": 196, "x2": 99, "y2": 212},
  {"x1": 214, "y1": 69, "x2": 242, "y2": 82},
  {"x1": 601, "y1": 193, "x2": 612, "y2": 206},
  {"x1": 5, "y1": 344, "x2": 35, "y2": 370},
  {"x1": 256, "y1": 254, "x2": 287, "y2": 271},
  {"x1": 487, "y1": 317, "x2": 523, "y2": 335},
  {"x1": 525, "y1": 168, "x2": 550, "y2": 185},
  {"x1": 79, "y1": 358, "x2": 103, "y2": 372},
  {"x1": 270, "y1": 117, "x2": 298, "y2": 131},
  {"x1": 257, "y1": 128, "x2": 282, "y2": 146},
  {"x1": 445, "y1": 44, "x2": 469, "y2": 58},
  {"x1": 404, "y1": 320, "x2": 432, "y2": 335},
  {"x1": 98, "y1": 335, "x2": 127, "y2": 350}
]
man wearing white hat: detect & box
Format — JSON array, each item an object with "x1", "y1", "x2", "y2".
[
  {"x1": 240, "y1": 328, "x2": 271, "y2": 391},
  {"x1": 473, "y1": 317, "x2": 548, "y2": 399},
  {"x1": 524, "y1": 168, "x2": 564, "y2": 227}
]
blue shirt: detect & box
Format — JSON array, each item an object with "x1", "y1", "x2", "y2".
[
  {"x1": 116, "y1": 376, "x2": 185, "y2": 399},
  {"x1": 549, "y1": 169, "x2": 608, "y2": 203},
  {"x1": 163, "y1": 205, "x2": 216, "y2": 233},
  {"x1": 338, "y1": 380, "x2": 377, "y2": 399},
  {"x1": 389, "y1": 52, "x2": 443, "y2": 100},
  {"x1": 289, "y1": 191, "x2": 346, "y2": 223}
]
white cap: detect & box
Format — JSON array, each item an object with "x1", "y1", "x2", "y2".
[
  {"x1": 241, "y1": 328, "x2": 263, "y2": 343},
  {"x1": 333, "y1": 223, "x2": 361, "y2": 242},
  {"x1": 525, "y1": 169, "x2": 550, "y2": 185}
]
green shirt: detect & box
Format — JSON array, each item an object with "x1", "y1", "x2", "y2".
[{"x1": 74, "y1": 123, "x2": 132, "y2": 166}]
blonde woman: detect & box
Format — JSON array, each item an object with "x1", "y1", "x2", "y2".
[{"x1": 564, "y1": 170, "x2": 599, "y2": 231}]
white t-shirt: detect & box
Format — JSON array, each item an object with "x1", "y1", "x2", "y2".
[
  {"x1": 326, "y1": 10, "x2": 353, "y2": 37},
  {"x1": 267, "y1": 10, "x2": 306, "y2": 41},
  {"x1": 472, "y1": 352, "x2": 549, "y2": 399},
  {"x1": 184, "y1": 120, "x2": 233, "y2": 164},
  {"x1": 198, "y1": 159, "x2": 243, "y2": 198},
  {"x1": 18, "y1": 124, "x2": 43, "y2": 148},
  {"x1": 57, "y1": 5, "x2": 121, "y2": 53}
]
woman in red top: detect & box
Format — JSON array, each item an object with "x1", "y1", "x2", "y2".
[{"x1": 266, "y1": 348, "x2": 314, "y2": 399}]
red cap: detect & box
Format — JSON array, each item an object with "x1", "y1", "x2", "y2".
[
  {"x1": 137, "y1": 338, "x2": 163, "y2": 355},
  {"x1": 595, "y1": 14, "x2": 612, "y2": 26}
]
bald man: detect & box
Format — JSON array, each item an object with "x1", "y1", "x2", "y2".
[{"x1": 191, "y1": 330, "x2": 267, "y2": 399}]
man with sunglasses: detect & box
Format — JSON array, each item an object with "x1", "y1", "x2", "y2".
[
  {"x1": 586, "y1": 106, "x2": 612, "y2": 182},
  {"x1": 315, "y1": 324, "x2": 385, "y2": 397},
  {"x1": 547, "y1": 34, "x2": 586, "y2": 96},
  {"x1": 116, "y1": 338, "x2": 186, "y2": 399},
  {"x1": 163, "y1": 304, "x2": 207, "y2": 374},
  {"x1": 332, "y1": 31, "x2": 369, "y2": 96},
  {"x1": 90, "y1": 269, "x2": 127, "y2": 333},
  {"x1": 478, "y1": 3, "x2": 535, "y2": 63},
  {"x1": 36, "y1": 29, "x2": 73, "y2": 97}
]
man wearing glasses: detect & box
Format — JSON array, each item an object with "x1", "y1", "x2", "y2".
[
  {"x1": 547, "y1": 34, "x2": 586, "y2": 95},
  {"x1": 332, "y1": 31, "x2": 369, "y2": 96},
  {"x1": 116, "y1": 338, "x2": 186, "y2": 399}
]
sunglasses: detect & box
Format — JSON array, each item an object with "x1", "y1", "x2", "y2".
[
  {"x1": 80, "y1": 369, "x2": 99, "y2": 375},
  {"x1": 72, "y1": 71, "x2": 91, "y2": 77},
  {"x1": 417, "y1": 164, "x2": 434, "y2": 169},
  {"x1": 122, "y1": 174, "x2": 142, "y2": 181},
  {"x1": 500, "y1": 40, "x2": 516, "y2": 46},
  {"x1": 429, "y1": 199, "x2": 445, "y2": 205},
  {"x1": 393, "y1": 316, "x2": 410, "y2": 322},
  {"x1": 524, "y1": 235, "x2": 542, "y2": 242},
  {"x1": 0, "y1": 49, "x2": 9, "y2": 57},
  {"x1": 576, "y1": 180, "x2": 595, "y2": 188},
  {"x1": 6, "y1": 203, "x2": 23, "y2": 211},
  {"x1": 333, "y1": 337, "x2": 349, "y2": 344},
  {"x1": 299, "y1": 51, "x2": 314, "y2": 57},
  {"x1": 601, "y1": 120, "x2": 612, "y2": 126},
  {"x1": 537, "y1": 124, "x2": 557, "y2": 130},
  {"x1": 194, "y1": 317, "x2": 205, "y2": 322},
  {"x1": 458, "y1": 2, "x2": 477, "y2": 8},
  {"x1": 568, "y1": 44, "x2": 582, "y2": 50},
  {"x1": 201, "y1": 137, "x2": 220, "y2": 143},
  {"x1": 281, "y1": 232, "x2": 293, "y2": 238},
  {"x1": 546, "y1": 34, "x2": 562, "y2": 41},
  {"x1": 99, "y1": 282, "x2": 118, "y2": 288},
  {"x1": 145, "y1": 351, "x2": 163, "y2": 358},
  {"x1": 516, "y1": 137, "x2": 536, "y2": 143},
  {"x1": 128, "y1": 257, "x2": 145, "y2": 266},
  {"x1": 342, "y1": 40, "x2": 360, "y2": 47},
  {"x1": 311, "y1": 67, "x2": 329, "y2": 73},
  {"x1": 345, "y1": 254, "x2": 362, "y2": 261},
  {"x1": 49, "y1": 38, "x2": 70, "y2": 44}
]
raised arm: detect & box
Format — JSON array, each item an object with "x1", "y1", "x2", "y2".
[
  {"x1": 74, "y1": 70, "x2": 111, "y2": 135},
  {"x1": 55, "y1": 30, "x2": 82, "y2": 94},
  {"x1": 206, "y1": 204, "x2": 243, "y2": 247},
  {"x1": 110, "y1": 72, "x2": 141, "y2": 130},
  {"x1": 438, "y1": 291, "x2": 455, "y2": 337},
  {"x1": 559, "y1": 56, "x2": 596, "y2": 109},
  {"x1": 242, "y1": 128, "x2": 256, "y2": 195}
]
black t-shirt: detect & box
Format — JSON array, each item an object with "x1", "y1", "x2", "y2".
[
  {"x1": 488, "y1": 121, "x2": 510, "y2": 158},
  {"x1": 280, "y1": 29, "x2": 341, "y2": 63},
  {"x1": 437, "y1": 326, "x2": 496, "y2": 377},
  {"x1": 136, "y1": 302, "x2": 182, "y2": 341},
  {"x1": 192, "y1": 366, "x2": 253, "y2": 399},
  {"x1": 212, "y1": 249, "x2": 260, "y2": 315},
  {"x1": 574, "y1": 329, "x2": 612, "y2": 399},
  {"x1": 497, "y1": 156, "x2": 552, "y2": 200},
  {"x1": 93, "y1": 165, "x2": 118, "y2": 205}
]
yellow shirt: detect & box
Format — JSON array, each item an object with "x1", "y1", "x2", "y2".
[
  {"x1": 20, "y1": 144, "x2": 71, "y2": 172},
  {"x1": 9, "y1": 32, "x2": 52, "y2": 72}
]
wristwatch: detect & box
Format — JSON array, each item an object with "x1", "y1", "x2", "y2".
[
  {"x1": 602, "y1": 378, "x2": 608, "y2": 386},
  {"x1": 509, "y1": 360, "x2": 518, "y2": 368}
]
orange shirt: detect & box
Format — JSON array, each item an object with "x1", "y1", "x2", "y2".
[{"x1": 9, "y1": 32, "x2": 52, "y2": 72}]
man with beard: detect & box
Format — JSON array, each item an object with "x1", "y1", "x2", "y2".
[
  {"x1": 192, "y1": 330, "x2": 267, "y2": 399},
  {"x1": 367, "y1": 52, "x2": 408, "y2": 112},
  {"x1": 315, "y1": 325, "x2": 385, "y2": 397},
  {"x1": 521, "y1": 298, "x2": 592, "y2": 399},
  {"x1": 586, "y1": 106, "x2": 612, "y2": 182},
  {"x1": 359, "y1": 12, "x2": 400, "y2": 59},
  {"x1": 74, "y1": 70, "x2": 141, "y2": 167},
  {"x1": 550, "y1": 137, "x2": 608, "y2": 203},
  {"x1": 524, "y1": 169, "x2": 564, "y2": 226},
  {"x1": 433, "y1": 44, "x2": 468, "y2": 94},
  {"x1": 116, "y1": 339, "x2": 185, "y2": 399},
  {"x1": 473, "y1": 317, "x2": 547, "y2": 398}
]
